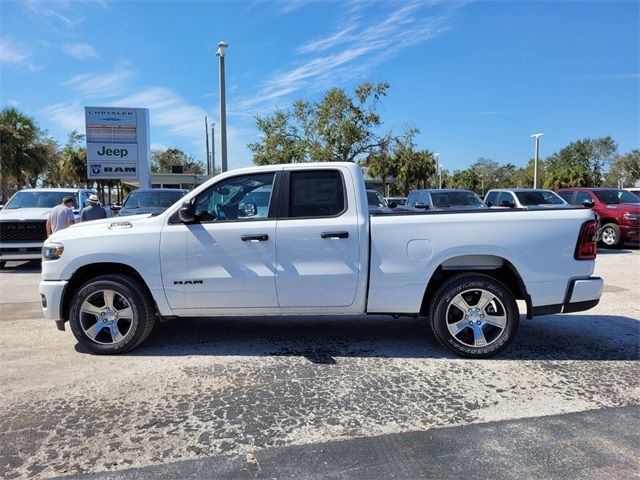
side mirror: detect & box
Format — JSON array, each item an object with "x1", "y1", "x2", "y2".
[
  {"x1": 388, "y1": 201, "x2": 397, "y2": 208},
  {"x1": 178, "y1": 201, "x2": 196, "y2": 223},
  {"x1": 110, "y1": 204, "x2": 122, "y2": 212},
  {"x1": 582, "y1": 199, "x2": 595, "y2": 208},
  {"x1": 499, "y1": 200, "x2": 515, "y2": 208},
  {"x1": 414, "y1": 202, "x2": 429, "y2": 210},
  {"x1": 240, "y1": 202, "x2": 257, "y2": 217},
  {"x1": 486, "y1": 201, "x2": 493, "y2": 207}
]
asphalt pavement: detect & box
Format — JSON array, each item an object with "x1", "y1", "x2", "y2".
[{"x1": 0, "y1": 248, "x2": 638, "y2": 479}]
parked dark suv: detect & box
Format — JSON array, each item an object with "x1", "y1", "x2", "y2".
[{"x1": 557, "y1": 188, "x2": 640, "y2": 247}]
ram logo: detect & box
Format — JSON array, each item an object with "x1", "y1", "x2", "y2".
[{"x1": 173, "y1": 280, "x2": 203, "y2": 285}]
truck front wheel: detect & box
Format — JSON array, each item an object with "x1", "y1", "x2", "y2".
[
  {"x1": 429, "y1": 273, "x2": 519, "y2": 358},
  {"x1": 600, "y1": 223, "x2": 621, "y2": 248},
  {"x1": 68, "y1": 274, "x2": 156, "y2": 354}
]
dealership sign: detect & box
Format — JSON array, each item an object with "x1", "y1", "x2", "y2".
[{"x1": 85, "y1": 106, "x2": 150, "y2": 186}]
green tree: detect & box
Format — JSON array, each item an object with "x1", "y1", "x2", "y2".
[
  {"x1": 249, "y1": 81, "x2": 391, "y2": 165},
  {"x1": 61, "y1": 131, "x2": 89, "y2": 187},
  {"x1": 0, "y1": 106, "x2": 45, "y2": 202},
  {"x1": 545, "y1": 136, "x2": 617, "y2": 187},
  {"x1": 151, "y1": 148, "x2": 205, "y2": 174},
  {"x1": 450, "y1": 168, "x2": 480, "y2": 192},
  {"x1": 543, "y1": 164, "x2": 591, "y2": 190},
  {"x1": 392, "y1": 126, "x2": 436, "y2": 194},
  {"x1": 512, "y1": 159, "x2": 546, "y2": 188},
  {"x1": 604, "y1": 149, "x2": 640, "y2": 187},
  {"x1": 471, "y1": 158, "x2": 499, "y2": 195}
]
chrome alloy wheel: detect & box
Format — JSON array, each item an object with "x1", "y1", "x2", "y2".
[
  {"x1": 445, "y1": 288, "x2": 508, "y2": 348},
  {"x1": 79, "y1": 289, "x2": 135, "y2": 345},
  {"x1": 601, "y1": 227, "x2": 617, "y2": 246}
]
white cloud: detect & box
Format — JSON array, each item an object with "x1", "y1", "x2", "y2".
[
  {"x1": 25, "y1": 0, "x2": 85, "y2": 29},
  {"x1": 114, "y1": 87, "x2": 208, "y2": 139},
  {"x1": 62, "y1": 43, "x2": 100, "y2": 60},
  {"x1": 62, "y1": 68, "x2": 135, "y2": 98},
  {"x1": 42, "y1": 102, "x2": 86, "y2": 132},
  {"x1": 237, "y1": 1, "x2": 452, "y2": 113},
  {"x1": 0, "y1": 38, "x2": 39, "y2": 72}
]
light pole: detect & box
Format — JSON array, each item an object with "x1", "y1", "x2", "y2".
[
  {"x1": 434, "y1": 153, "x2": 440, "y2": 189},
  {"x1": 531, "y1": 133, "x2": 543, "y2": 189},
  {"x1": 216, "y1": 41, "x2": 229, "y2": 173},
  {"x1": 439, "y1": 163, "x2": 443, "y2": 189}
]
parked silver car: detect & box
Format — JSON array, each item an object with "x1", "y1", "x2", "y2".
[
  {"x1": 402, "y1": 189, "x2": 487, "y2": 211},
  {"x1": 485, "y1": 189, "x2": 568, "y2": 209}
]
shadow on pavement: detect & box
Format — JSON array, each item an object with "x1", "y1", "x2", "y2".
[
  {"x1": 75, "y1": 313, "x2": 639, "y2": 362},
  {"x1": 0, "y1": 260, "x2": 42, "y2": 273}
]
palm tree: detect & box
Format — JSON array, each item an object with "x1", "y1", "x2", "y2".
[{"x1": 0, "y1": 107, "x2": 43, "y2": 202}]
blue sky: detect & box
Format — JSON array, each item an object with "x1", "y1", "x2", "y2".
[{"x1": 1, "y1": 0, "x2": 638, "y2": 173}]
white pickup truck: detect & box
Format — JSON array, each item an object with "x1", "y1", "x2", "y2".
[{"x1": 40, "y1": 162, "x2": 603, "y2": 358}]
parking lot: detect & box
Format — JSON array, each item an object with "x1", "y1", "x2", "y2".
[{"x1": 0, "y1": 248, "x2": 638, "y2": 479}]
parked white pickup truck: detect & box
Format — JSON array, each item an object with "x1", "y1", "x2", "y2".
[
  {"x1": 40, "y1": 163, "x2": 603, "y2": 358},
  {"x1": 0, "y1": 188, "x2": 95, "y2": 268}
]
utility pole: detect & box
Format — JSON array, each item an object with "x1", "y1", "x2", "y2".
[
  {"x1": 531, "y1": 133, "x2": 543, "y2": 189},
  {"x1": 216, "y1": 41, "x2": 229, "y2": 173},
  {"x1": 211, "y1": 123, "x2": 216, "y2": 175},
  {"x1": 205, "y1": 116, "x2": 210, "y2": 176},
  {"x1": 434, "y1": 153, "x2": 440, "y2": 189}
]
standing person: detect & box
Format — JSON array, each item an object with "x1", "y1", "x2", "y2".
[
  {"x1": 80, "y1": 194, "x2": 107, "y2": 222},
  {"x1": 46, "y1": 196, "x2": 75, "y2": 236}
]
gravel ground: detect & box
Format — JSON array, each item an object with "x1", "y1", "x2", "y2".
[{"x1": 0, "y1": 248, "x2": 638, "y2": 479}]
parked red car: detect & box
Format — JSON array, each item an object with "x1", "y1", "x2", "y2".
[{"x1": 557, "y1": 188, "x2": 640, "y2": 247}]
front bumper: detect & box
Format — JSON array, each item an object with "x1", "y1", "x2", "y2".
[
  {"x1": 39, "y1": 280, "x2": 68, "y2": 323},
  {"x1": 620, "y1": 224, "x2": 640, "y2": 243},
  {"x1": 0, "y1": 241, "x2": 43, "y2": 261},
  {"x1": 531, "y1": 277, "x2": 603, "y2": 316}
]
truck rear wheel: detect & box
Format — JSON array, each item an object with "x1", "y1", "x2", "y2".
[
  {"x1": 429, "y1": 273, "x2": 519, "y2": 358},
  {"x1": 68, "y1": 274, "x2": 156, "y2": 354}
]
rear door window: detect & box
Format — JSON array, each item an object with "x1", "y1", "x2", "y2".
[{"x1": 288, "y1": 170, "x2": 345, "y2": 218}]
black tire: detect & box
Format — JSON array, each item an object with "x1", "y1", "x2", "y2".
[
  {"x1": 69, "y1": 274, "x2": 156, "y2": 354},
  {"x1": 599, "y1": 223, "x2": 621, "y2": 248},
  {"x1": 429, "y1": 273, "x2": 519, "y2": 358}
]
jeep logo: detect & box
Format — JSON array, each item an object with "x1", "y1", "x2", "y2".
[{"x1": 97, "y1": 146, "x2": 128, "y2": 158}]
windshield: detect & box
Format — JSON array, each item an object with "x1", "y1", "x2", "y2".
[
  {"x1": 123, "y1": 190, "x2": 186, "y2": 209},
  {"x1": 431, "y1": 191, "x2": 484, "y2": 208},
  {"x1": 593, "y1": 190, "x2": 640, "y2": 205},
  {"x1": 515, "y1": 190, "x2": 565, "y2": 206},
  {"x1": 367, "y1": 191, "x2": 387, "y2": 207},
  {"x1": 5, "y1": 191, "x2": 78, "y2": 210}
]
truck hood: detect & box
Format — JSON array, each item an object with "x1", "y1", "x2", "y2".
[
  {"x1": 47, "y1": 213, "x2": 156, "y2": 242},
  {"x1": 0, "y1": 207, "x2": 51, "y2": 221},
  {"x1": 603, "y1": 203, "x2": 640, "y2": 213}
]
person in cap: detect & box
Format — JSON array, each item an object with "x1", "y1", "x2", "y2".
[
  {"x1": 80, "y1": 194, "x2": 107, "y2": 222},
  {"x1": 47, "y1": 196, "x2": 75, "y2": 236}
]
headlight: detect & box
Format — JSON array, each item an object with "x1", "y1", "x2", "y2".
[
  {"x1": 42, "y1": 243, "x2": 64, "y2": 260},
  {"x1": 622, "y1": 212, "x2": 640, "y2": 221}
]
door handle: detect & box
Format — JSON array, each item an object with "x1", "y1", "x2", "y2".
[
  {"x1": 241, "y1": 234, "x2": 269, "y2": 242},
  {"x1": 321, "y1": 231, "x2": 349, "y2": 239}
]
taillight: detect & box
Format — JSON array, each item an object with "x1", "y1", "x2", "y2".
[{"x1": 575, "y1": 220, "x2": 597, "y2": 260}]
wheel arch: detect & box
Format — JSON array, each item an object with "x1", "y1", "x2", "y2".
[
  {"x1": 420, "y1": 254, "x2": 531, "y2": 318},
  {"x1": 60, "y1": 262, "x2": 156, "y2": 322}
]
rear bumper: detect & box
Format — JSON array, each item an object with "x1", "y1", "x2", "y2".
[
  {"x1": 39, "y1": 280, "x2": 68, "y2": 322},
  {"x1": 531, "y1": 276, "x2": 603, "y2": 316}
]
